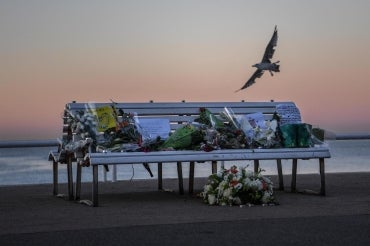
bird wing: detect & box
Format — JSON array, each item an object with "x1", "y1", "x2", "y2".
[
  {"x1": 261, "y1": 25, "x2": 278, "y2": 63},
  {"x1": 235, "y1": 69, "x2": 264, "y2": 92}
]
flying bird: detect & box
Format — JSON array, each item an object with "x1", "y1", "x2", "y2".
[{"x1": 236, "y1": 26, "x2": 280, "y2": 92}]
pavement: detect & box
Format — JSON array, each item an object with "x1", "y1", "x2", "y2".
[{"x1": 1, "y1": 172, "x2": 370, "y2": 246}]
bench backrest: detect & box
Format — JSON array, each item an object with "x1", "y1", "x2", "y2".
[{"x1": 62, "y1": 101, "x2": 297, "y2": 142}]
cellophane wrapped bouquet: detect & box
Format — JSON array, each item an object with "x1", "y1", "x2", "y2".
[
  {"x1": 64, "y1": 103, "x2": 163, "y2": 153},
  {"x1": 64, "y1": 104, "x2": 282, "y2": 153}
]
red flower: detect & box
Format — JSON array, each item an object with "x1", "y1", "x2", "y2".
[
  {"x1": 230, "y1": 180, "x2": 239, "y2": 187},
  {"x1": 230, "y1": 166, "x2": 238, "y2": 174},
  {"x1": 262, "y1": 180, "x2": 268, "y2": 190}
]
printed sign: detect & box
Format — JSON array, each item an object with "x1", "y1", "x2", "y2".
[{"x1": 136, "y1": 118, "x2": 171, "y2": 140}]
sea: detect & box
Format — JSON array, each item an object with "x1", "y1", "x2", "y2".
[{"x1": 0, "y1": 139, "x2": 370, "y2": 186}]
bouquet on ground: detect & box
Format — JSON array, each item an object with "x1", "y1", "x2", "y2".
[{"x1": 201, "y1": 165, "x2": 276, "y2": 206}]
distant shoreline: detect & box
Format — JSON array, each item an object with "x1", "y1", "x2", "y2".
[
  {"x1": 325, "y1": 131, "x2": 370, "y2": 140},
  {"x1": 1, "y1": 131, "x2": 370, "y2": 148}
]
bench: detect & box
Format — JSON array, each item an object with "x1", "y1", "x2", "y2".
[{"x1": 49, "y1": 101, "x2": 331, "y2": 206}]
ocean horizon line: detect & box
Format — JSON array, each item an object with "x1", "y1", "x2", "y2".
[{"x1": 1, "y1": 131, "x2": 370, "y2": 148}]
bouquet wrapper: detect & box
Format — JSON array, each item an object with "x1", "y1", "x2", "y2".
[
  {"x1": 161, "y1": 124, "x2": 202, "y2": 150},
  {"x1": 312, "y1": 128, "x2": 325, "y2": 142},
  {"x1": 195, "y1": 108, "x2": 224, "y2": 128},
  {"x1": 280, "y1": 124, "x2": 297, "y2": 148},
  {"x1": 222, "y1": 107, "x2": 240, "y2": 129},
  {"x1": 297, "y1": 123, "x2": 312, "y2": 147},
  {"x1": 280, "y1": 123, "x2": 312, "y2": 148}
]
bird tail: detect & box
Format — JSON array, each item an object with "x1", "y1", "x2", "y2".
[{"x1": 273, "y1": 64, "x2": 280, "y2": 72}]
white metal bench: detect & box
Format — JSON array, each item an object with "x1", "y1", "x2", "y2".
[{"x1": 50, "y1": 101, "x2": 331, "y2": 206}]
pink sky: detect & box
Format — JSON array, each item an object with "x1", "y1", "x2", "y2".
[{"x1": 1, "y1": 1, "x2": 370, "y2": 140}]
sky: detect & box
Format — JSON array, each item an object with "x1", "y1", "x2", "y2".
[{"x1": 1, "y1": 0, "x2": 370, "y2": 140}]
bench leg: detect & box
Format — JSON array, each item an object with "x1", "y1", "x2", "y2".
[
  {"x1": 189, "y1": 161, "x2": 195, "y2": 194},
  {"x1": 52, "y1": 160, "x2": 58, "y2": 196},
  {"x1": 75, "y1": 163, "x2": 82, "y2": 200},
  {"x1": 276, "y1": 159, "x2": 284, "y2": 190},
  {"x1": 211, "y1": 161, "x2": 217, "y2": 174},
  {"x1": 143, "y1": 163, "x2": 153, "y2": 177},
  {"x1": 177, "y1": 162, "x2": 184, "y2": 195},
  {"x1": 67, "y1": 154, "x2": 74, "y2": 200},
  {"x1": 158, "y1": 162, "x2": 163, "y2": 190},
  {"x1": 92, "y1": 165, "x2": 99, "y2": 207},
  {"x1": 319, "y1": 158, "x2": 326, "y2": 195},
  {"x1": 254, "y1": 160, "x2": 260, "y2": 173},
  {"x1": 291, "y1": 159, "x2": 298, "y2": 193}
]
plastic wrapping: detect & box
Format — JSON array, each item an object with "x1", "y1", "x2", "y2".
[
  {"x1": 279, "y1": 124, "x2": 297, "y2": 148},
  {"x1": 194, "y1": 107, "x2": 224, "y2": 128},
  {"x1": 221, "y1": 107, "x2": 240, "y2": 129},
  {"x1": 160, "y1": 124, "x2": 203, "y2": 150},
  {"x1": 65, "y1": 103, "x2": 323, "y2": 153},
  {"x1": 67, "y1": 102, "x2": 144, "y2": 152},
  {"x1": 279, "y1": 123, "x2": 312, "y2": 148},
  {"x1": 235, "y1": 112, "x2": 280, "y2": 148}
]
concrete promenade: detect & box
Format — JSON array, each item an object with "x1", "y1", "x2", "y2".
[{"x1": 1, "y1": 172, "x2": 370, "y2": 245}]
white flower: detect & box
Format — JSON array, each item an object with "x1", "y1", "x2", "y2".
[
  {"x1": 202, "y1": 165, "x2": 275, "y2": 206},
  {"x1": 243, "y1": 177, "x2": 252, "y2": 186},
  {"x1": 208, "y1": 194, "x2": 216, "y2": 205},
  {"x1": 223, "y1": 188, "x2": 232, "y2": 198},
  {"x1": 219, "y1": 180, "x2": 228, "y2": 190},
  {"x1": 261, "y1": 191, "x2": 272, "y2": 204},
  {"x1": 250, "y1": 179, "x2": 263, "y2": 190},
  {"x1": 204, "y1": 184, "x2": 213, "y2": 193}
]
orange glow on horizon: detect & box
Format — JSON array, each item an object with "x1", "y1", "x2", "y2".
[{"x1": 1, "y1": 1, "x2": 370, "y2": 140}]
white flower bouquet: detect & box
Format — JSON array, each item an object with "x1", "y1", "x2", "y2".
[{"x1": 201, "y1": 165, "x2": 276, "y2": 206}]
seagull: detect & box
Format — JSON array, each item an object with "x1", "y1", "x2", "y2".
[{"x1": 236, "y1": 26, "x2": 280, "y2": 92}]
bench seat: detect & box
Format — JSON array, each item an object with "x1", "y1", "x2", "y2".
[{"x1": 86, "y1": 148, "x2": 330, "y2": 165}]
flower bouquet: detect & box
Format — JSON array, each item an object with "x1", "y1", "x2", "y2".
[
  {"x1": 64, "y1": 104, "x2": 284, "y2": 153},
  {"x1": 194, "y1": 107, "x2": 248, "y2": 150},
  {"x1": 160, "y1": 124, "x2": 204, "y2": 150},
  {"x1": 64, "y1": 103, "x2": 144, "y2": 152},
  {"x1": 201, "y1": 165, "x2": 276, "y2": 206},
  {"x1": 236, "y1": 112, "x2": 281, "y2": 148}
]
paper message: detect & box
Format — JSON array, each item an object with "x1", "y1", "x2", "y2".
[{"x1": 136, "y1": 118, "x2": 170, "y2": 140}]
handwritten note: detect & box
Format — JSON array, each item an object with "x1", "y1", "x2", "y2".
[{"x1": 276, "y1": 104, "x2": 302, "y2": 125}]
